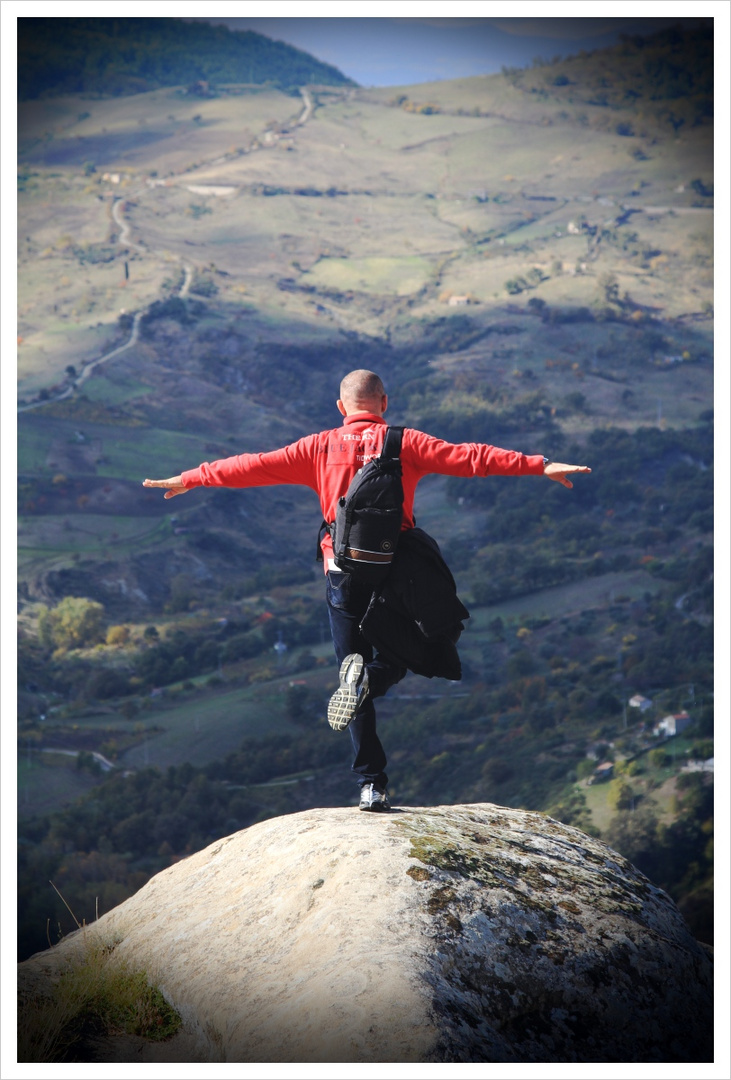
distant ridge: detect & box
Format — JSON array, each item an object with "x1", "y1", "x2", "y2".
[{"x1": 17, "y1": 16, "x2": 356, "y2": 100}]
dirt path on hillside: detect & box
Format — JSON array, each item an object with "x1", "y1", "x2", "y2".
[
  {"x1": 17, "y1": 309, "x2": 144, "y2": 414},
  {"x1": 18, "y1": 90, "x2": 316, "y2": 414},
  {"x1": 18, "y1": 202, "x2": 195, "y2": 414},
  {"x1": 112, "y1": 197, "x2": 145, "y2": 253}
]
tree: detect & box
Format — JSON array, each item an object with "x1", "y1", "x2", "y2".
[
  {"x1": 38, "y1": 596, "x2": 105, "y2": 652},
  {"x1": 607, "y1": 778, "x2": 635, "y2": 811},
  {"x1": 598, "y1": 272, "x2": 620, "y2": 305},
  {"x1": 83, "y1": 668, "x2": 130, "y2": 701}
]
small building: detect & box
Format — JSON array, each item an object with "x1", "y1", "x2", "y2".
[
  {"x1": 448, "y1": 295, "x2": 471, "y2": 306},
  {"x1": 654, "y1": 712, "x2": 692, "y2": 738},
  {"x1": 589, "y1": 761, "x2": 614, "y2": 785},
  {"x1": 629, "y1": 694, "x2": 653, "y2": 712}
]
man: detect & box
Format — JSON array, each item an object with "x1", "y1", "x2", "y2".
[{"x1": 144, "y1": 370, "x2": 590, "y2": 811}]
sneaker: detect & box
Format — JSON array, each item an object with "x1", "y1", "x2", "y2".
[
  {"x1": 328, "y1": 653, "x2": 369, "y2": 732},
  {"x1": 359, "y1": 783, "x2": 391, "y2": 812}
]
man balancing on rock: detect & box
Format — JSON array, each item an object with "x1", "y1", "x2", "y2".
[{"x1": 143, "y1": 369, "x2": 590, "y2": 812}]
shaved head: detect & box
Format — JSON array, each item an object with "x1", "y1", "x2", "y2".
[{"x1": 339, "y1": 370, "x2": 386, "y2": 412}]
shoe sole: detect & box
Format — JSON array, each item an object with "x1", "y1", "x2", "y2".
[{"x1": 328, "y1": 654, "x2": 367, "y2": 732}]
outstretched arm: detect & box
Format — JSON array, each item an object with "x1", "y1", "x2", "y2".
[
  {"x1": 543, "y1": 461, "x2": 591, "y2": 489},
  {"x1": 142, "y1": 476, "x2": 188, "y2": 499}
]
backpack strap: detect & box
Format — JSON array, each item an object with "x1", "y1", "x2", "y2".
[
  {"x1": 316, "y1": 519, "x2": 333, "y2": 562},
  {"x1": 379, "y1": 425, "x2": 404, "y2": 462},
  {"x1": 315, "y1": 427, "x2": 404, "y2": 563},
  {"x1": 381, "y1": 426, "x2": 412, "y2": 523}
]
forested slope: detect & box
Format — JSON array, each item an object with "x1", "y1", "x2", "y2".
[{"x1": 18, "y1": 17, "x2": 354, "y2": 99}]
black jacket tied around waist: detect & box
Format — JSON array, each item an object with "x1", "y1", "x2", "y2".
[{"x1": 359, "y1": 528, "x2": 469, "y2": 681}]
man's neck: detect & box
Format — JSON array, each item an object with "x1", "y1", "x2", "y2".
[{"x1": 343, "y1": 412, "x2": 386, "y2": 425}]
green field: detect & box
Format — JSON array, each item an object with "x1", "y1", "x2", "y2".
[
  {"x1": 305, "y1": 255, "x2": 434, "y2": 295},
  {"x1": 582, "y1": 759, "x2": 693, "y2": 835},
  {"x1": 17, "y1": 655, "x2": 340, "y2": 817},
  {"x1": 78, "y1": 374, "x2": 154, "y2": 405},
  {"x1": 18, "y1": 755, "x2": 100, "y2": 819},
  {"x1": 18, "y1": 514, "x2": 171, "y2": 564},
  {"x1": 18, "y1": 413, "x2": 221, "y2": 480},
  {"x1": 465, "y1": 569, "x2": 662, "y2": 626},
  {"x1": 119, "y1": 667, "x2": 335, "y2": 771}
]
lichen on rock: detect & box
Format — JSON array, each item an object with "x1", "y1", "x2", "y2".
[{"x1": 393, "y1": 804, "x2": 712, "y2": 1062}]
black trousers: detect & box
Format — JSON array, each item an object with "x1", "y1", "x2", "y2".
[{"x1": 325, "y1": 571, "x2": 407, "y2": 788}]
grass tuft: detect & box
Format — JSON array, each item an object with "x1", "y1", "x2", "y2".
[{"x1": 18, "y1": 932, "x2": 181, "y2": 1062}]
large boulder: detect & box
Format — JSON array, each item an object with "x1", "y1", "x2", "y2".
[{"x1": 18, "y1": 803, "x2": 712, "y2": 1062}]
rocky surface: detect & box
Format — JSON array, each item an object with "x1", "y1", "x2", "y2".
[{"x1": 18, "y1": 803, "x2": 713, "y2": 1063}]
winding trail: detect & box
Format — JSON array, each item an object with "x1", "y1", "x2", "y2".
[
  {"x1": 296, "y1": 87, "x2": 313, "y2": 126},
  {"x1": 17, "y1": 209, "x2": 190, "y2": 415},
  {"x1": 179, "y1": 262, "x2": 193, "y2": 298},
  {"x1": 18, "y1": 196, "x2": 152, "y2": 415},
  {"x1": 18, "y1": 310, "x2": 144, "y2": 414},
  {"x1": 18, "y1": 88, "x2": 316, "y2": 415},
  {"x1": 112, "y1": 197, "x2": 145, "y2": 253}
]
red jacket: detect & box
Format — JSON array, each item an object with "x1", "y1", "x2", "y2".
[{"x1": 181, "y1": 413, "x2": 545, "y2": 565}]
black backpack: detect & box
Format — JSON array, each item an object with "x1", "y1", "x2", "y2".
[{"x1": 319, "y1": 426, "x2": 405, "y2": 583}]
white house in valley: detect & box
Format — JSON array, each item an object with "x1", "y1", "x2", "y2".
[{"x1": 654, "y1": 712, "x2": 692, "y2": 737}]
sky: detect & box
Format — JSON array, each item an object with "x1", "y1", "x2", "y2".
[{"x1": 186, "y1": 14, "x2": 713, "y2": 88}]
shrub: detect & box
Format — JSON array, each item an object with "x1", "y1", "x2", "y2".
[{"x1": 38, "y1": 597, "x2": 105, "y2": 652}]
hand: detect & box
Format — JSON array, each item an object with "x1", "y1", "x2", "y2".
[
  {"x1": 543, "y1": 462, "x2": 591, "y2": 489},
  {"x1": 142, "y1": 476, "x2": 188, "y2": 499}
]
